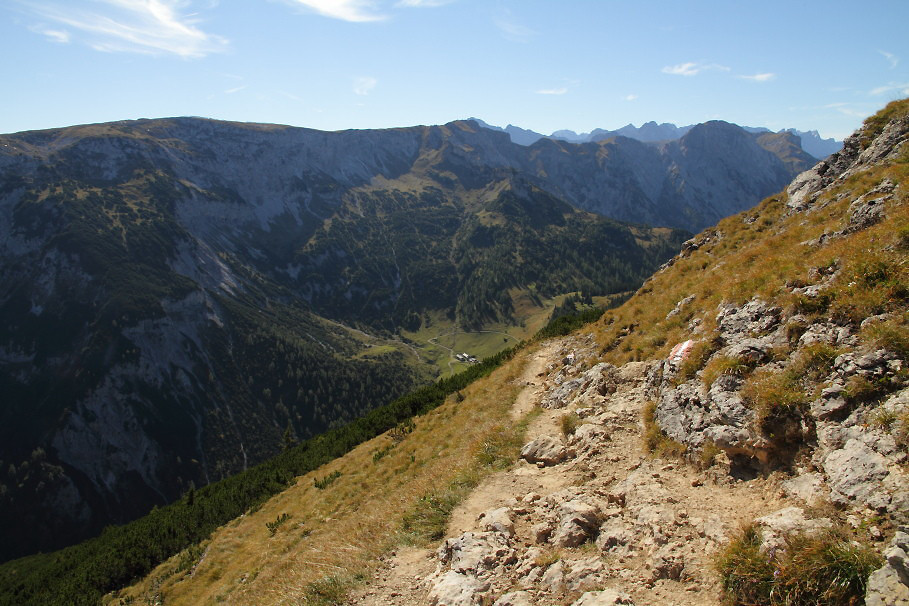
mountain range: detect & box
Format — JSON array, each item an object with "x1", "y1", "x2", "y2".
[
  {"x1": 1, "y1": 99, "x2": 904, "y2": 606},
  {"x1": 471, "y1": 117, "x2": 844, "y2": 160},
  {"x1": 0, "y1": 115, "x2": 813, "y2": 560}
]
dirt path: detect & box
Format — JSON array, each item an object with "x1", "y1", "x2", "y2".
[
  {"x1": 348, "y1": 338, "x2": 794, "y2": 606},
  {"x1": 348, "y1": 340, "x2": 564, "y2": 606}
]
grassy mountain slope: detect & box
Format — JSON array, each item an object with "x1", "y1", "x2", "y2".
[
  {"x1": 86, "y1": 99, "x2": 909, "y2": 605},
  {"x1": 0, "y1": 117, "x2": 692, "y2": 561}
]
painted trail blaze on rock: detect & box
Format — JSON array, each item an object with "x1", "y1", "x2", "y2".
[{"x1": 668, "y1": 340, "x2": 694, "y2": 364}]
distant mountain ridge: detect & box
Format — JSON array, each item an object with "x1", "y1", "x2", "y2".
[
  {"x1": 0, "y1": 114, "x2": 814, "y2": 561},
  {"x1": 470, "y1": 117, "x2": 843, "y2": 159},
  {"x1": 0, "y1": 117, "x2": 690, "y2": 560}
]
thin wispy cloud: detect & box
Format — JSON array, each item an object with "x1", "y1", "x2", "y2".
[
  {"x1": 738, "y1": 72, "x2": 776, "y2": 83},
  {"x1": 624, "y1": 94, "x2": 638, "y2": 101},
  {"x1": 395, "y1": 0, "x2": 452, "y2": 6},
  {"x1": 494, "y1": 9, "x2": 535, "y2": 43},
  {"x1": 20, "y1": 0, "x2": 228, "y2": 58},
  {"x1": 224, "y1": 85, "x2": 246, "y2": 94},
  {"x1": 535, "y1": 87, "x2": 567, "y2": 95},
  {"x1": 870, "y1": 82, "x2": 909, "y2": 96},
  {"x1": 879, "y1": 50, "x2": 899, "y2": 69},
  {"x1": 662, "y1": 62, "x2": 730, "y2": 76},
  {"x1": 285, "y1": 0, "x2": 386, "y2": 22},
  {"x1": 30, "y1": 24, "x2": 71, "y2": 43},
  {"x1": 354, "y1": 76, "x2": 377, "y2": 95}
]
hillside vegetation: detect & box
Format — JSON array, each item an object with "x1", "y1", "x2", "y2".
[
  {"x1": 98, "y1": 99, "x2": 909, "y2": 606},
  {"x1": 0, "y1": 117, "x2": 689, "y2": 559}
]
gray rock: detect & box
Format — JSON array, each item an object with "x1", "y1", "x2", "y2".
[
  {"x1": 570, "y1": 589, "x2": 635, "y2": 605},
  {"x1": 569, "y1": 423, "x2": 609, "y2": 452},
  {"x1": 520, "y1": 435, "x2": 570, "y2": 466},
  {"x1": 566, "y1": 557, "x2": 607, "y2": 592},
  {"x1": 428, "y1": 570, "x2": 487, "y2": 606},
  {"x1": 666, "y1": 295, "x2": 696, "y2": 319},
  {"x1": 724, "y1": 337, "x2": 772, "y2": 365},
  {"x1": 477, "y1": 507, "x2": 515, "y2": 537},
  {"x1": 540, "y1": 559, "x2": 566, "y2": 591},
  {"x1": 799, "y1": 322, "x2": 850, "y2": 347},
  {"x1": 782, "y1": 472, "x2": 827, "y2": 506},
  {"x1": 844, "y1": 181, "x2": 892, "y2": 233},
  {"x1": 716, "y1": 298, "x2": 782, "y2": 338},
  {"x1": 866, "y1": 566, "x2": 909, "y2": 606},
  {"x1": 492, "y1": 590, "x2": 534, "y2": 606},
  {"x1": 823, "y1": 439, "x2": 889, "y2": 506},
  {"x1": 648, "y1": 545, "x2": 686, "y2": 581},
  {"x1": 542, "y1": 377, "x2": 586, "y2": 409},
  {"x1": 531, "y1": 521, "x2": 553, "y2": 544},
  {"x1": 553, "y1": 499, "x2": 601, "y2": 548},
  {"x1": 810, "y1": 396, "x2": 850, "y2": 421},
  {"x1": 596, "y1": 521, "x2": 634, "y2": 551},
  {"x1": 866, "y1": 529, "x2": 909, "y2": 606},
  {"x1": 437, "y1": 531, "x2": 515, "y2": 575},
  {"x1": 754, "y1": 507, "x2": 832, "y2": 554}
]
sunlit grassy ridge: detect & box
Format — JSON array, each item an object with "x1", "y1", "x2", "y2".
[
  {"x1": 111, "y1": 349, "x2": 531, "y2": 604},
  {"x1": 593, "y1": 104, "x2": 908, "y2": 369}
]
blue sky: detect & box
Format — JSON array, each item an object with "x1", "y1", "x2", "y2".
[{"x1": 2, "y1": 0, "x2": 908, "y2": 139}]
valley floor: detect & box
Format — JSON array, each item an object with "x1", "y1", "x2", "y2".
[{"x1": 347, "y1": 335, "x2": 797, "y2": 606}]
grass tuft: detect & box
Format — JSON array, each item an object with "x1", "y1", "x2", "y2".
[
  {"x1": 642, "y1": 400, "x2": 688, "y2": 458},
  {"x1": 560, "y1": 412, "x2": 581, "y2": 437},
  {"x1": 674, "y1": 337, "x2": 722, "y2": 384},
  {"x1": 701, "y1": 354, "x2": 755, "y2": 387},
  {"x1": 717, "y1": 525, "x2": 883, "y2": 606}
]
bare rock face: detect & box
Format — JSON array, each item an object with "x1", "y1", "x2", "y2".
[
  {"x1": 520, "y1": 435, "x2": 571, "y2": 466},
  {"x1": 478, "y1": 507, "x2": 515, "y2": 537},
  {"x1": 787, "y1": 113, "x2": 909, "y2": 211},
  {"x1": 754, "y1": 507, "x2": 833, "y2": 554},
  {"x1": 492, "y1": 590, "x2": 534, "y2": 606},
  {"x1": 428, "y1": 570, "x2": 487, "y2": 606},
  {"x1": 866, "y1": 529, "x2": 909, "y2": 606},
  {"x1": 823, "y1": 439, "x2": 890, "y2": 508},
  {"x1": 552, "y1": 499, "x2": 602, "y2": 548},
  {"x1": 437, "y1": 531, "x2": 516, "y2": 575},
  {"x1": 570, "y1": 589, "x2": 635, "y2": 605}
]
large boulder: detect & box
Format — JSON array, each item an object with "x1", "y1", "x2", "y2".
[
  {"x1": 552, "y1": 499, "x2": 601, "y2": 547},
  {"x1": 521, "y1": 435, "x2": 571, "y2": 466},
  {"x1": 428, "y1": 570, "x2": 487, "y2": 606}
]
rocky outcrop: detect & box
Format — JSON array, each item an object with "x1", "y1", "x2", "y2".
[
  {"x1": 866, "y1": 528, "x2": 909, "y2": 606},
  {"x1": 786, "y1": 113, "x2": 909, "y2": 211}
]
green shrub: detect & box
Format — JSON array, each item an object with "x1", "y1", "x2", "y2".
[
  {"x1": 314, "y1": 470, "x2": 342, "y2": 490},
  {"x1": 862, "y1": 316, "x2": 909, "y2": 358},
  {"x1": 699, "y1": 441, "x2": 723, "y2": 469},
  {"x1": 372, "y1": 444, "x2": 395, "y2": 463},
  {"x1": 716, "y1": 524, "x2": 775, "y2": 604},
  {"x1": 400, "y1": 490, "x2": 464, "y2": 544},
  {"x1": 788, "y1": 343, "x2": 841, "y2": 383},
  {"x1": 560, "y1": 412, "x2": 581, "y2": 437},
  {"x1": 265, "y1": 513, "x2": 291, "y2": 537},
  {"x1": 701, "y1": 355, "x2": 753, "y2": 387},
  {"x1": 742, "y1": 368, "x2": 808, "y2": 432},
  {"x1": 642, "y1": 401, "x2": 687, "y2": 458},
  {"x1": 717, "y1": 525, "x2": 883, "y2": 606},
  {"x1": 304, "y1": 574, "x2": 355, "y2": 606}
]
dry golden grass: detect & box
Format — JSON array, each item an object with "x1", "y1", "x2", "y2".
[
  {"x1": 593, "y1": 140, "x2": 908, "y2": 371},
  {"x1": 113, "y1": 352, "x2": 528, "y2": 605}
]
